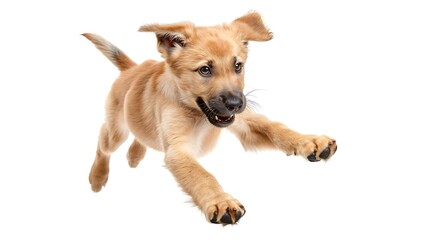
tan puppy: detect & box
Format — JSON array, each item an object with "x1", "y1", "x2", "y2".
[{"x1": 83, "y1": 12, "x2": 337, "y2": 225}]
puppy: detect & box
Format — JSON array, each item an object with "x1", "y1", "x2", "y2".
[{"x1": 83, "y1": 12, "x2": 337, "y2": 225}]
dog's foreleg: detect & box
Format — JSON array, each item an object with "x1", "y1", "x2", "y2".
[
  {"x1": 230, "y1": 110, "x2": 337, "y2": 161},
  {"x1": 164, "y1": 146, "x2": 246, "y2": 225}
]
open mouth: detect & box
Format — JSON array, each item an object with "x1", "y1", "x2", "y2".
[{"x1": 196, "y1": 97, "x2": 235, "y2": 128}]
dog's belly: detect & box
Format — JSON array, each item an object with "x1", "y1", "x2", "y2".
[
  {"x1": 135, "y1": 133, "x2": 163, "y2": 152},
  {"x1": 124, "y1": 106, "x2": 164, "y2": 152},
  {"x1": 125, "y1": 117, "x2": 164, "y2": 152}
]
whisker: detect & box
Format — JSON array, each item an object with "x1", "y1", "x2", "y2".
[
  {"x1": 246, "y1": 99, "x2": 261, "y2": 112},
  {"x1": 245, "y1": 88, "x2": 266, "y2": 99},
  {"x1": 245, "y1": 89, "x2": 265, "y2": 112}
]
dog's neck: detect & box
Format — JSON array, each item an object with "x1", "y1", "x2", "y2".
[
  {"x1": 157, "y1": 64, "x2": 181, "y2": 102},
  {"x1": 157, "y1": 63, "x2": 203, "y2": 118}
]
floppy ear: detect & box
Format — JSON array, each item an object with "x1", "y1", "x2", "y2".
[
  {"x1": 232, "y1": 11, "x2": 273, "y2": 42},
  {"x1": 139, "y1": 22, "x2": 194, "y2": 58}
]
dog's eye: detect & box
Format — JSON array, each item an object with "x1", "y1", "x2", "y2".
[
  {"x1": 235, "y1": 62, "x2": 243, "y2": 73},
  {"x1": 198, "y1": 66, "x2": 212, "y2": 77}
]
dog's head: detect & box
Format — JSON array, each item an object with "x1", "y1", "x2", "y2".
[{"x1": 140, "y1": 12, "x2": 272, "y2": 127}]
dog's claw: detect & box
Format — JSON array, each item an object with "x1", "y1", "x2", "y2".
[
  {"x1": 210, "y1": 211, "x2": 219, "y2": 224},
  {"x1": 304, "y1": 136, "x2": 337, "y2": 162},
  {"x1": 220, "y1": 208, "x2": 233, "y2": 224},
  {"x1": 307, "y1": 151, "x2": 319, "y2": 162},
  {"x1": 235, "y1": 208, "x2": 243, "y2": 222},
  {"x1": 209, "y1": 205, "x2": 245, "y2": 225},
  {"x1": 319, "y1": 147, "x2": 331, "y2": 159}
]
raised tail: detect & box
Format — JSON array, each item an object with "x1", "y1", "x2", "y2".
[{"x1": 82, "y1": 33, "x2": 136, "y2": 71}]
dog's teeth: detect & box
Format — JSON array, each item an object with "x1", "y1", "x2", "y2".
[{"x1": 215, "y1": 115, "x2": 219, "y2": 121}]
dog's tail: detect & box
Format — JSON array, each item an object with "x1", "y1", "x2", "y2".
[{"x1": 82, "y1": 33, "x2": 136, "y2": 71}]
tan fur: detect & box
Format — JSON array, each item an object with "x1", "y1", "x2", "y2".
[{"x1": 83, "y1": 12, "x2": 337, "y2": 225}]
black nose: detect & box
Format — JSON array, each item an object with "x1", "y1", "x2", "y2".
[{"x1": 221, "y1": 92, "x2": 245, "y2": 113}]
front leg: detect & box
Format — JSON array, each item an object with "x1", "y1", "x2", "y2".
[
  {"x1": 229, "y1": 110, "x2": 337, "y2": 161},
  {"x1": 164, "y1": 146, "x2": 245, "y2": 225},
  {"x1": 160, "y1": 108, "x2": 245, "y2": 225}
]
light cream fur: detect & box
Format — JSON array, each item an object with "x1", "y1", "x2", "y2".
[{"x1": 83, "y1": 12, "x2": 337, "y2": 225}]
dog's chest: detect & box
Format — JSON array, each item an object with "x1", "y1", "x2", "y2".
[{"x1": 192, "y1": 122, "x2": 221, "y2": 157}]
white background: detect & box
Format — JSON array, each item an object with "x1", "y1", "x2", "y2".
[{"x1": 1, "y1": 0, "x2": 428, "y2": 239}]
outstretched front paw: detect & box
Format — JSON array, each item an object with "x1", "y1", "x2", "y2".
[
  {"x1": 205, "y1": 195, "x2": 246, "y2": 225},
  {"x1": 295, "y1": 135, "x2": 337, "y2": 162}
]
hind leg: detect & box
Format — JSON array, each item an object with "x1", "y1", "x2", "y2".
[
  {"x1": 89, "y1": 119, "x2": 128, "y2": 192},
  {"x1": 127, "y1": 138, "x2": 147, "y2": 168}
]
